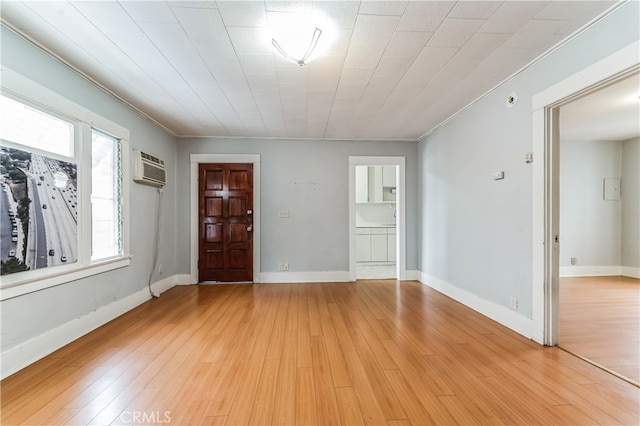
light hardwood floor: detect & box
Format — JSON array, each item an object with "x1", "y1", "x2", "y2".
[
  {"x1": 559, "y1": 275, "x2": 640, "y2": 385},
  {"x1": 2, "y1": 281, "x2": 639, "y2": 425}
]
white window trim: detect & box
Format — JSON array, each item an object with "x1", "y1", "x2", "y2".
[{"x1": 0, "y1": 67, "x2": 131, "y2": 301}]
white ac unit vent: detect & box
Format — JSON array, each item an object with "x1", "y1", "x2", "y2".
[{"x1": 133, "y1": 149, "x2": 166, "y2": 187}]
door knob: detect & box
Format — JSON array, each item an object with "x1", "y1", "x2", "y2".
[{"x1": 247, "y1": 209, "x2": 253, "y2": 215}]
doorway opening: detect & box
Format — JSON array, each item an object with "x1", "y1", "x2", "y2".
[
  {"x1": 532, "y1": 41, "x2": 639, "y2": 384},
  {"x1": 556, "y1": 73, "x2": 640, "y2": 385},
  {"x1": 355, "y1": 164, "x2": 398, "y2": 279},
  {"x1": 189, "y1": 154, "x2": 261, "y2": 284},
  {"x1": 198, "y1": 163, "x2": 254, "y2": 283},
  {"x1": 348, "y1": 156, "x2": 406, "y2": 281}
]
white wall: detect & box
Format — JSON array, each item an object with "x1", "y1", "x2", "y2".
[
  {"x1": 621, "y1": 137, "x2": 640, "y2": 273},
  {"x1": 0, "y1": 27, "x2": 178, "y2": 357},
  {"x1": 559, "y1": 140, "x2": 622, "y2": 270},
  {"x1": 418, "y1": 1, "x2": 639, "y2": 325},
  {"x1": 175, "y1": 138, "x2": 418, "y2": 275}
]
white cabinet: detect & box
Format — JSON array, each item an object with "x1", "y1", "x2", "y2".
[
  {"x1": 356, "y1": 227, "x2": 396, "y2": 262},
  {"x1": 367, "y1": 166, "x2": 384, "y2": 203},
  {"x1": 382, "y1": 165, "x2": 396, "y2": 188},
  {"x1": 355, "y1": 166, "x2": 369, "y2": 203},
  {"x1": 371, "y1": 229, "x2": 387, "y2": 261},
  {"x1": 356, "y1": 165, "x2": 396, "y2": 203},
  {"x1": 387, "y1": 228, "x2": 396, "y2": 262},
  {"x1": 356, "y1": 231, "x2": 371, "y2": 262}
]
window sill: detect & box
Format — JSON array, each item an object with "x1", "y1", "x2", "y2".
[{"x1": 0, "y1": 256, "x2": 131, "y2": 301}]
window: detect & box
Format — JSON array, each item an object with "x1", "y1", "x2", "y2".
[
  {"x1": 0, "y1": 95, "x2": 73, "y2": 157},
  {"x1": 1, "y1": 94, "x2": 78, "y2": 275},
  {"x1": 0, "y1": 70, "x2": 130, "y2": 299},
  {"x1": 91, "y1": 130, "x2": 121, "y2": 260}
]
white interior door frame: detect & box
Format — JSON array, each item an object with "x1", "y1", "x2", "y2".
[
  {"x1": 348, "y1": 156, "x2": 406, "y2": 281},
  {"x1": 189, "y1": 154, "x2": 261, "y2": 284},
  {"x1": 531, "y1": 41, "x2": 639, "y2": 345}
]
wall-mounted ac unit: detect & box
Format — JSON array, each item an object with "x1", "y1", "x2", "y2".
[{"x1": 133, "y1": 149, "x2": 166, "y2": 187}]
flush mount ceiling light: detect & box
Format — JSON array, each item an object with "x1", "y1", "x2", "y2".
[
  {"x1": 266, "y1": 11, "x2": 334, "y2": 66},
  {"x1": 272, "y1": 27, "x2": 322, "y2": 66}
]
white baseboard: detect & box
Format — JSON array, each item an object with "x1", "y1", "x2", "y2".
[
  {"x1": 419, "y1": 272, "x2": 534, "y2": 340},
  {"x1": 621, "y1": 266, "x2": 640, "y2": 279},
  {"x1": 174, "y1": 274, "x2": 196, "y2": 285},
  {"x1": 260, "y1": 270, "x2": 420, "y2": 283},
  {"x1": 260, "y1": 271, "x2": 351, "y2": 283},
  {"x1": 404, "y1": 270, "x2": 421, "y2": 281},
  {"x1": 559, "y1": 265, "x2": 624, "y2": 277},
  {"x1": 1, "y1": 274, "x2": 179, "y2": 380}
]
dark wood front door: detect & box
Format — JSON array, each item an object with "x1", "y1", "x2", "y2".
[{"x1": 198, "y1": 163, "x2": 253, "y2": 282}]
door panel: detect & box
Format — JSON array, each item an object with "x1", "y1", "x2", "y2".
[{"x1": 199, "y1": 163, "x2": 253, "y2": 282}]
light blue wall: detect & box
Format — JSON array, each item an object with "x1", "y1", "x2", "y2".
[
  {"x1": 175, "y1": 138, "x2": 419, "y2": 274},
  {"x1": 0, "y1": 26, "x2": 178, "y2": 351},
  {"x1": 418, "y1": 1, "x2": 639, "y2": 318},
  {"x1": 560, "y1": 140, "x2": 622, "y2": 268}
]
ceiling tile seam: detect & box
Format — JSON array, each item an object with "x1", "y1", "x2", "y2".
[
  {"x1": 169, "y1": 4, "x2": 219, "y2": 11},
  {"x1": 357, "y1": 0, "x2": 409, "y2": 19},
  {"x1": 325, "y1": 11, "x2": 406, "y2": 139},
  {"x1": 275, "y1": 65, "x2": 303, "y2": 137},
  {"x1": 414, "y1": 0, "x2": 628, "y2": 142},
  {"x1": 101, "y1": 2, "x2": 222, "y2": 133},
  {"x1": 15, "y1": 2, "x2": 191, "y2": 128},
  {"x1": 319, "y1": 0, "x2": 375, "y2": 138},
  {"x1": 346, "y1": 2, "x2": 470, "y2": 129},
  {"x1": 0, "y1": 21, "x2": 179, "y2": 138},
  {"x1": 351, "y1": 25, "x2": 456, "y2": 137},
  {"x1": 100, "y1": 4, "x2": 221, "y2": 132},
  {"x1": 314, "y1": 3, "x2": 363, "y2": 140},
  {"x1": 215, "y1": 3, "x2": 274, "y2": 135},
  {"x1": 165, "y1": 4, "x2": 239, "y2": 135},
  {"x1": 160, "y1": 5, "x2": 238, "y2": 134}
]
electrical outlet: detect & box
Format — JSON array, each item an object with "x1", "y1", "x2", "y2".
[
  {"x1": 570, "y1": 257, "x2": 578, "y2": 265},
  {"x1": 509, "y1": 296, "x2": 518, "y2": 311},
  {"x1": 158, "y1": 263, "x2": 164, "y2": 274},
  {"x1": 277, "y1": 263, "x2": 284, "y2": 271},
  {"x1": 283, "y1": 262, "x2": 289, "y2": 271}
]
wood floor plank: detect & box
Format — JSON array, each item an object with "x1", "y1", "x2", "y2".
[
  {"x1": 295, "y1": 367, "x2": 317, "y2": 425},
  {"x1": 334, "y1": 386, "x2": 364, "y2": 426},
  {"x1": 2, "y1": 282, "x2": 638, "y2": 426},
  {"x1": 382, "y1": 369, "x2": 435, "y2": 426},
  {"x1": 310, "y1": 335, "x2": 341, "y2": 425},
  {"x1": 319, "y1": 316, "x2": 352, "y2": 388},
  {"x1": 347, "y1": 330, "x2": 406, "y2": 420},
  {"x1": 560, "y1": 276, "x2": 640, "y2": 383},
  {"x1": 438, "y1": 395, "x2": 483, "y2": 425},
  {"x1": 342, "y1": 350, "x2": 387, "y2": 426},
  {"x1": 248, "y1": 358, "x2": 280, "y2": 425},
  {"x1": 272, "y1": 302, "x2": 298, "y2": 425}
]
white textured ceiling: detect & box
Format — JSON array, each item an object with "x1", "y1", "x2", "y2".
[
  {"x1": 560, "y1": 72, "x2": 640, "y2": 142},
  {"x1": 0, "y1": 0, "x2": 621, "y2": 140}
]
